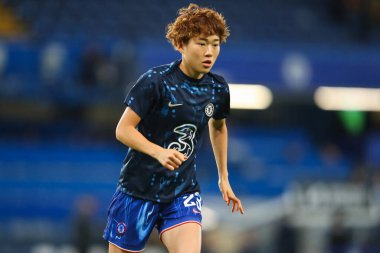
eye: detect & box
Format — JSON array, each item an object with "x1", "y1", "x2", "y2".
[{"x1": 198, "y1": 43, "x2": 206, "y2": 46}]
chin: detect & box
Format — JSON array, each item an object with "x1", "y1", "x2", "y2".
[{"x1": 199, "y1": 68, "x2": 210, "y2": 74}]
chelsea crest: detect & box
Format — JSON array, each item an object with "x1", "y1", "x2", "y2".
[{"x1": 205, "y1": 103, "x2": 214, "y2": 117}]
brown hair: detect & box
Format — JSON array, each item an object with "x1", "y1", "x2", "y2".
[{"x1": 166, "y1": 3, "x2": 230, "y2": 49}]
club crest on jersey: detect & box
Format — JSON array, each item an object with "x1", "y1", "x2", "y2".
[
  {"x1": 205, "y1": 103, "x2": 214, "y2": 117},
  {"x1": 116, "y1": 222, "x2": 127, "y2": 236}
]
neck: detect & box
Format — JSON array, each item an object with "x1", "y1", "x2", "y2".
[{"x1": 179, "y1": 61, "x2": 204, "y2": 80}]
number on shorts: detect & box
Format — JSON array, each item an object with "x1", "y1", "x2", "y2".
[{"x1": 183, "y1": 192, "x2": 202, "y2": 211}]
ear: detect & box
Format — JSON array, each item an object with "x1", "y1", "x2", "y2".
[{"x1": 176, "y1": 42, "x2": 184, "y2": 54}]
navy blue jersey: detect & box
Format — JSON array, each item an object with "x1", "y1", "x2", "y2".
[{"x1": 118, "y1": 60, "x2": 230, "y2": 203}]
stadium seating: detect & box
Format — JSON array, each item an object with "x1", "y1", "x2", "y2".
[
  {"x1": 4, "y1": 0, "x2": 378, "y2": 44},
  {"x1": 0, "y1": 126, "x2": 352, "y2": 222}
]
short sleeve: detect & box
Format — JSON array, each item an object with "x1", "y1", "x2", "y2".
[
  {"x1": 213, "y1": 81, "x2": 230, "y2": 120},
  {"x1": 124, "y1": 71, "x2": 161, "y2": 119}
]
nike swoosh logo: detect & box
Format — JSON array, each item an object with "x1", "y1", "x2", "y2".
[
  {"x1": 145, "y1": 207, "x2": 154, "y2": 224},
  {"x1": 168, "y1": 102, "x2": 183, "y2": 107}
]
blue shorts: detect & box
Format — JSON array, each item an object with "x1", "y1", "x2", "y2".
[{"x1": 103, "y1": 190, "x2": 202, "y2": 252}]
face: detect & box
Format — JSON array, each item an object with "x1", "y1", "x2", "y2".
[{"x1": 178, "y1": 34, "x2": 220, "y2": 79}]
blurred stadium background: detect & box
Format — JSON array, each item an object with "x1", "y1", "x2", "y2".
[{"x1": 0, "y1": 0, "x2": 380, "y2": 252}]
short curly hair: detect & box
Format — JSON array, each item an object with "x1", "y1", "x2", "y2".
[{"x1": 166, "y1": 3, "x2": 230, "y2": 49}]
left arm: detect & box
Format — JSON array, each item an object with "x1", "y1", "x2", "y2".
[{"x1": 208, "y1": 118, "x2": 244, "y2": 214}]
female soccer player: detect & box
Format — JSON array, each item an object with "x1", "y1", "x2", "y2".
[{"x1": 103, "y1": 3, "x2": 244, "y2": 253}]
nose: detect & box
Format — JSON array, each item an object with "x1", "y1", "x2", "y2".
[{"x1": 205, "y1": 45, "x2": 213, "y2": 57}]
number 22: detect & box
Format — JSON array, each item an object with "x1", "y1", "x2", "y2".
[{"x1": 183, "y1": 193, "x2": 201, "y2": 211}]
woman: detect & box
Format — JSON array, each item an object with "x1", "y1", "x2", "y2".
[{"x1": 103, "y1": 3, "x2": 244, "y2": 253}]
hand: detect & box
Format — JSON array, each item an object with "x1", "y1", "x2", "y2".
[
  {"x1": 218, "y1": 178, "x2": 244, "y2": 214},
  {"x1": 156, "y1": 148, "x2": 187, "y2": 170}
]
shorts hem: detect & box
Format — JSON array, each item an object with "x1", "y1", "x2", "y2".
[
  {"x1": 109, "y1": 241, "x2": 145, "y2": 252},
  {"x1": 159, "y1": 220, "x2": 202, "y2": 241}
]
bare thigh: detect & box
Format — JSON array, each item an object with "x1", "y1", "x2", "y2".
[
  {"x1": 108, "y1": 243, "x2": 139, "y2": 253},
  {"x1": 161, "y1": 222, "x2": 201, "y2": 253}
]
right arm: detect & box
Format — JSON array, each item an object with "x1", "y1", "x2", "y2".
[{"x1": 116, "y1": 106, "x2": 187, "y2": 170}]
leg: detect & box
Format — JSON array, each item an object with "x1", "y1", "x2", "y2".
[
  {"x1": 108, "y1": 242, "x2": 141, "y2": 253},
  {"x1": 161, "y1": 222, "x2": 201, "y2": 253}
]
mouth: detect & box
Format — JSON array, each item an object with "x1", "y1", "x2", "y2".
[{"x1": 202, "y1": 60, "x2": 212, "y2": 68}]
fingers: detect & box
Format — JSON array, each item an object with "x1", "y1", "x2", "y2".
[
  {"x1": 239, "y1": 205, "x2": 245, "y2": 214},
  {"x1": 170, "y1": 151, "x2": 187, "y2": 165},
  {"x1": 225, "y1": 195, "x2": 245, "y2": 214},
  {"x1": 235, "y1": 198, "x2": 244, "y2": 214},
  {"x1": 169, "y1": 156, "x2": 182, "y2": 168},
  {"x1": 222, "y1": 192, "x2": 228, "y2": 203},
  {"x1": 173, "y1": 150, "x2": 187, "y2": 161},
  {"x1": 162, "y1": 157, "x2": 181, "y2": 170},
  {"x1": 169, "y1": 154, "x2": 186, "y2": 170},
  {"x1": 162, "y1": 149, "x2": 188, "y2": 170},
  {"x1": 163, "y1": 161, "x2": 176, "y2": 171}
]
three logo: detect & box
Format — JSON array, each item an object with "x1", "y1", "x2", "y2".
[{"x1": 168, "y1": 124, "x2": 197, "y2": 157}]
